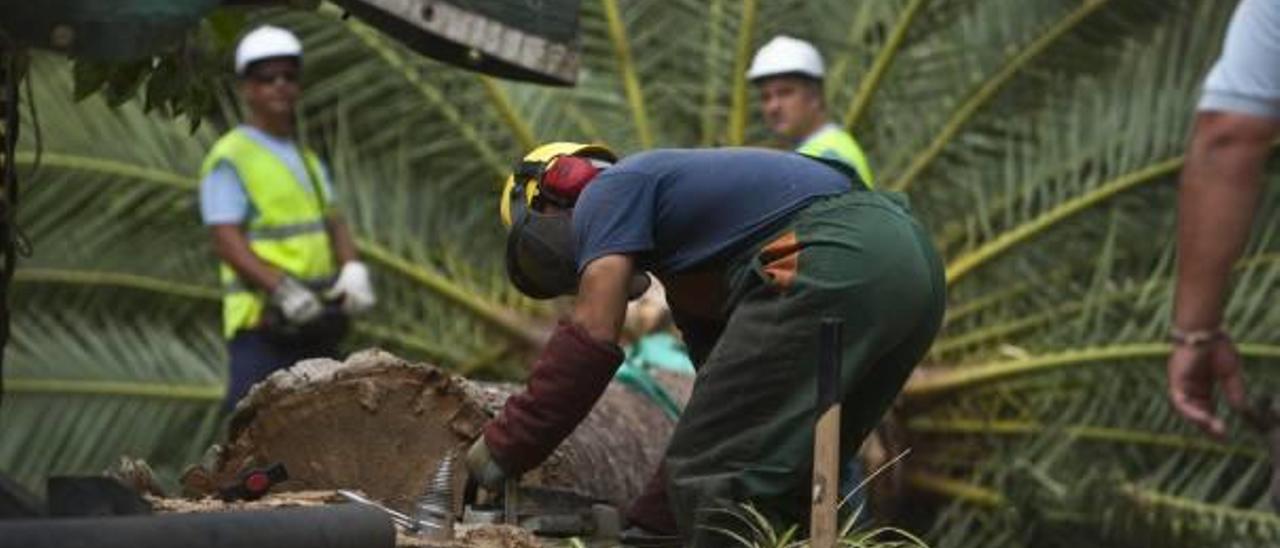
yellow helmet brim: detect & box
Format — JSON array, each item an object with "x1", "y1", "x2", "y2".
[{"x1": 500, "y1": 142, "x2": 617, "y2": 228}]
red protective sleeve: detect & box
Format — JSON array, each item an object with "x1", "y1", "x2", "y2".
[{"x1": 482, "y1": 320, "x2": 625, "y2": 475}]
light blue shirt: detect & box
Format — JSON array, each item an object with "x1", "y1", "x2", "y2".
[
  {"x1": 198, "y1": 125, "x2": 336, "y2": 225},
  {"x1": 1199, "y1": 0, "x2": 1280, "y2": 119}
]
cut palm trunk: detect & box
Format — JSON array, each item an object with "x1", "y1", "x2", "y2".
[{"x1": 186, "y1": 349, "x2": 691, "y2": 515}]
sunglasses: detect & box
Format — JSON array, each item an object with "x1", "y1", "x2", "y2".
[{"x1": 246, "y1": 70, "x2": 300, "y2": 85}]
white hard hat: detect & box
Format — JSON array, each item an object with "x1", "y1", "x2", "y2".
[
  {"x1": 235, "y1": 25, "x2": 303, "y2": 75},
  {"x1": 746, "y1": 35, "x2": 824, "y2": 81}
]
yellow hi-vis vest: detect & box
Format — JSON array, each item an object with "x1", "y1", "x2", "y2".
[
  {"x1": 200, "y1": 128, "x2": 337, "y2": 338},
  {"x1": 796, "y1": 124, "x2": 876, "y2": 189}
]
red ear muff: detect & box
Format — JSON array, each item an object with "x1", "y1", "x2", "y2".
[{"x1": 540, "y1": 156, "x2": 600, "y2": 205}]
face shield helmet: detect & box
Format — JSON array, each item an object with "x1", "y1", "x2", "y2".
[{"x1": 500, "y1": 143, "x2": 617, "y2": 299}]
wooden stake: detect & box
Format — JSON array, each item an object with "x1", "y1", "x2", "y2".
[{"x1": 811, "y1": 319, "x2": 842, "y2": 548}]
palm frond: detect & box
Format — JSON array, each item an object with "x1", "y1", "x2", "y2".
[
  {"x1": 599, "y1": 0, "x2": 654, "y2": 148},
  {"x1": 725, "y1": 0, "x2": 757, "y2": 146},
  {"x1": 1, "y1": 305, "x2": 223, "y2": 495},
  {"x1": 838, "y1": 0, "x2": 928, "y2": 131}
]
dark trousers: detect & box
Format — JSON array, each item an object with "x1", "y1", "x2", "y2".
[
  {"x1": 626, "y1": 191, "x2": 946, "y2": 547},
  {"x1": 223, "y1": 329, "x2": 341, "y2": 412}
]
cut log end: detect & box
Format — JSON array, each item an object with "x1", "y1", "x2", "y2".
[{"x1": 194, "y1": 349, "x2": 690, "y2": 517}]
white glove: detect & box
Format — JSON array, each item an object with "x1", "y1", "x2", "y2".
[
  {"x1": 326, "y1": 261, "x2": 376, "y2": 315},
  {"x1": 271, "y1": 277, "x2": 323, "y2": 325}
]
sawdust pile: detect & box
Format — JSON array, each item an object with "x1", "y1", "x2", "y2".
[{"x1": 146, "y1": 489, "x2": 342, "y2": 513}]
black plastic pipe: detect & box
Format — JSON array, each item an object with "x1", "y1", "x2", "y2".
[{"x1": 0, "y1": 503, "x2": 394, "y2": 548}]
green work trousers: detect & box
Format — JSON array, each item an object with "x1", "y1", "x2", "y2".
[{"x1": 629, "y1": 191, "x2": 946, "y2": 547}]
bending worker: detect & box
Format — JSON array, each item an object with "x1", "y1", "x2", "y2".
[
  {"x1": 1167, "y1": 0, "x2": 1279, "y2": 437},
  {"x1": 466, "y1": 143, "x2": 945, "y2": 545},
  {"x1": 198, "y1": 26, "x2": 375, "y2": 411},
  {"x1": 748, "y1": 35, "x2": 875, "y2": 186}
]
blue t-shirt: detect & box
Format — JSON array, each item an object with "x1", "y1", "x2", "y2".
[
  {"x1": 573, "y1": 148, "x2": 853, "y2": 274},
  {"x1": 199, "y1": 125, "x2": 336, "y2": 225}
]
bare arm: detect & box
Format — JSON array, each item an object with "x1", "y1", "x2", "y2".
[
  {"x1": 325, "y1": 213, "x2": 359, "y2": 265},
  {"x1": 1168, "y1": 111, "x2": 1279, "y2": 438},
  {"x1": 209, "y1": 224, "x2": 283, "y2": 292},
  {"x1": 572, "y1": 254, "x2": 634, "y2": 343},
  {"x1": 1174, "y1": 112, "x2": 1280, "y2": 330}
]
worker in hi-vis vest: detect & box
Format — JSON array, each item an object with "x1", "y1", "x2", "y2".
[
  {"x1": 748, "y1": 35, "x2": 876, "y2": 513},
  {"x1": 748, "y1": 35, "x2": 875, "y2": 188},
  {"x1": 198, "y1": 26, "x2": 375, "y2": 411}
]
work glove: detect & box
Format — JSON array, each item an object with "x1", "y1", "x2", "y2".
[
  {"x1": 326, "y1": 261, "x2": 376, "y2": 315},
  {"x1": 465, "y1": 436, "x2": 508, "y2": 490},
  {"x1": 483, "y1": 320, "x2": 624, "y2": 475},
  {"x1": 271, "y1": 277, "x2": 324, "y2": 325}
]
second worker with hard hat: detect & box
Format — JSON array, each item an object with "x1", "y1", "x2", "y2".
[
  {"x1": 198, "y1": 25, "x2": 376, "y2": 411},
  {"x1": 748, "y1": 35, "x2": 875, "y2": 187}
]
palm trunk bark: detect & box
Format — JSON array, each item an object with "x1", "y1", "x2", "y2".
[{"x1": 192, "y1": 349, "x2": 691, "y2": 515}]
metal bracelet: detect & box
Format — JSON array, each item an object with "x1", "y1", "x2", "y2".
[{"x1": 1168, "y1": 326, "x2": 1224, "y2": 347}]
